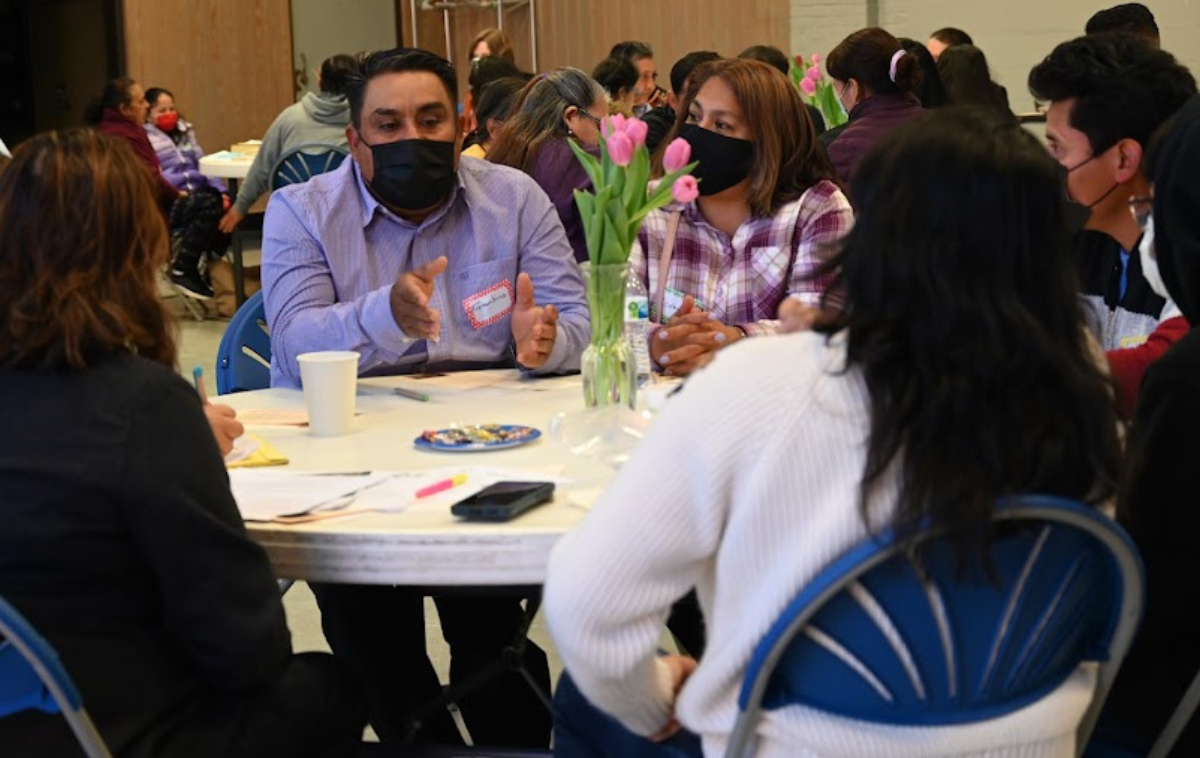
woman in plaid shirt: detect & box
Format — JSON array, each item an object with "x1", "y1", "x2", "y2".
[{"x1": 634, "y1": 58, "x2": 853, "y2": 377}]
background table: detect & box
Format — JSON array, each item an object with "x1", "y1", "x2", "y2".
[
  {"x1": 200, "y1": 151, "x2": 260, "y2": 306},
  {"x1": 199, "y1": 151, "x2": 254, "y2": 181},
  {"x1": 221, "y1": 372, "x2": 619, "y2": 587}
]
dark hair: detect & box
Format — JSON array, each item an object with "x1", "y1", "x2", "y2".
[
  {"x1": 320, "y1": 54, "x2": 359, "y2": 96},
  {"x1": 0, "y1": 129, "x2": 176, "y2": 370},
  {"x1": 1029, "y1": 33, "x2": 1196, "y2": 154},
  {"x1": 814, "y1": 107, "x2": 1120, "y2": 553},
  {"x1": 83, "y1": 77, "x2": 138, "y2": 125},
  {"x1": 473, "y1": 76, "x2": 529, "y2": 146},
  {"x1": 592, "y1": 57, "x2": 639, "y2": 100},
  {"x1": 144, "y1": 87, "x2": 174, "y2": 110},
  {"x1": 346, "y1": 48, "x2": 458, "y2": 130},
  {"x1": 610, "y1": 40, "x2": 654, "y2": 63},
  {"x1": 469, "y1": 28, "x2": 515, "y2": 63},
  {"x1": 827, "y1": 27, "x2": 922, "y2": 96},
  {"x1": 738, "y1": 45, "x2": 789, "y2": 76},
  {"x1": 937, "y1": 45, "x2": 1007, "y2": 111},
  {"x1": 897, "y1": 38, "x2": 946, "y2": 108},
  {"x1": 487, "y1": 67, "x2": 606, "y2": 174},
  {"x1": 662, "y1": 59, "x2": 840, "y2": 216},
  {"x1": 930, "y1": 27, "x2": 974, "y2": 47},
  {"x1": 669, "y1": 51, "x2": 722, "y2": 96},
  {"x1": 469, "y1": 55, "x2": 522, "y2": 104},
  {"x1": 1086, "y1": 3, "x2": 1160, "y2": 43}
]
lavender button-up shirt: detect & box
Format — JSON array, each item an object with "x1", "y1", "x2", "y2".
[{"x1": 263, "y1": 155, "x2": 589, "y2": 388}]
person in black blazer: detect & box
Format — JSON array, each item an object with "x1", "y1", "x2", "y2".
[{"x1": 0, "y1": 128, "x2": 365, "y2": 758}]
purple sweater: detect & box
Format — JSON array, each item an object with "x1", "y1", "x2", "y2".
[
  {"x1": 145, "y1": 120, "x2": 227, "y2": 194},
  {"x1": 529, "y1": 138, "x2": 599, "y2": 264},
  {"x1": 827, "y1": 93, "x2": 924, "y2": 185}
]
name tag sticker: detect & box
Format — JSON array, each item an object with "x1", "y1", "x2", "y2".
[
  {"x1": 1119, "y1": 334, "x2": 1150, "y2": 349},
  {"x1": 463, "y1": 280, "x2": 514, "y2": 329},
  {"x1": 660, "y1": 287, "x2": 706, "y2": 321}
]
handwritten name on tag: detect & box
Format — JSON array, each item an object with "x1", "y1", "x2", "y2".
[{"x1": 463, "y1": 280, "x2": 515, "y2": 329}]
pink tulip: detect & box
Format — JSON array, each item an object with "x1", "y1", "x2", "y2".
[
  {"x1": 606, "y1": 130, "x2": 634, "y2": 167},
  {"x1": 806, "y1": 66, "x2": 822, "y2": 82},
  {"x1": 662, "y1": 137, "x2": 691, "y2": 173},
  {"x1": 811, "y1": 53, "x2": 822, "y2": 64},
  {"x1": 671, "y1": 175, "x2": 699, "y2": 204},
  {"x1": 799, "y1": 77, "x2": 817, "y2": 96},
  {"x1": 603, "y1": 113, "x2": 627, "y2": 138},
  {"x1": 623, "y1": 117, "x2": 648, "y2": 148}
]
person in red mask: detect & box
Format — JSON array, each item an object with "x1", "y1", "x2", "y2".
[
  {"x1": 145, "y1": 87, "x2": 229, "y2": 197},
  {"x1": 144, "y1": 86, "x2": 231, "y2": 300}
]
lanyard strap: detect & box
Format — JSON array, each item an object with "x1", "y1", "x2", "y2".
[{"x1": 653, "y1": 211, "x2": 683, "y2": 322}]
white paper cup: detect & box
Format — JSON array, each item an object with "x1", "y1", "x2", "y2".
[{"x1": 297, "y1": 351, "x2": 359, "y2": 437}]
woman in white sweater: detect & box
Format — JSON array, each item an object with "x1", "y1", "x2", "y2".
[{"x1": 544, "y1": 107, "x2": 1122, "y2": 758}]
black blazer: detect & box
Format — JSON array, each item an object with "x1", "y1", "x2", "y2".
[{"x1": 0, "y1": 353, "x2": 291, "y2": 756}]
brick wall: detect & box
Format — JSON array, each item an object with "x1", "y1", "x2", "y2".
[{"x1": 791, "y1": 0, "x2": 1200, "y2": 113}]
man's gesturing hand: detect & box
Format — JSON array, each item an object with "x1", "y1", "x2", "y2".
[
  {"x1": 390, "y1": 256, "x2": 449, "y2": 341},
  {"x1": 511, "y1": 272, "x2": 559, "y2": 369}
]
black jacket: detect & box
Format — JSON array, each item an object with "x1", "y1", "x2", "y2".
[
  {"x1": 1103, "y1": 94, "x2": 1200, "y2": 757},
  {"x1": 0, "y1": 353, "x2": 291, "y2": 756}
]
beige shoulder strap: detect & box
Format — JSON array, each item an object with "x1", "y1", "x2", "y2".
[{"x1": 653, "y1": 211, "x2": 683, "y2": 322}]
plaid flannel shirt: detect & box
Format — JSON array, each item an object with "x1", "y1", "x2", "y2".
[{"x1": 633, "y1": 179, "x2": 852, "y2": 335}]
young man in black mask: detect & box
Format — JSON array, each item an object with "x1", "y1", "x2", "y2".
[
  {"x1": 261, "y1": 48, "x2": 589, "y2": 749},
  {"x1": 1029, "y1": 33, "x2": 1195, "y2": 415}
]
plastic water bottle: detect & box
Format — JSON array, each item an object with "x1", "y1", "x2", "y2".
[{"x1": 625, "y1": 269, "x2": 651, "y2": 388}]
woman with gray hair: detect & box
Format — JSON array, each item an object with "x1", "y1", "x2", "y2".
[{"x1": 488, "y1": 67, "x2": 609, "y2": 263}]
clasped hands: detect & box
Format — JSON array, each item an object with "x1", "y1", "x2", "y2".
[
  {"x1": 388, "y1": 256, "x2": 559, "y2": 369},
  {"x1": 650, "y1": 296, "x2": 745, "y2": 377}
]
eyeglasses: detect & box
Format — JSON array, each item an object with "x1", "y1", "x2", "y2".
[
  {"x1": 1128, "y1": 195, "x2": 1153, "y2": 230},
  {"x1": 575, "y1": 108, "x2": 604, "y2": 129}
]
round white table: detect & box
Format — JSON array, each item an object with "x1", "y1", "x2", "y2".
[
  {"x1": 199, "y1": 152, "x2": 254, "y2": 180},
  {"x1": 220, "y1": 371, "x2": 622, "y2": 588}
]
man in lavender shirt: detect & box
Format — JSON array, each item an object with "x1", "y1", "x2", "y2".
[
  {"x1": 263, "y1": 56, "x2": 587, "y2": 389},
  {"x1": 262, "y1": 49, "x2": 585, "y2": 748}
]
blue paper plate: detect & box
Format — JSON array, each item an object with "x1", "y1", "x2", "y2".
[{"x1": 414, "y1": 424, "x2": 541, "y2": 452}]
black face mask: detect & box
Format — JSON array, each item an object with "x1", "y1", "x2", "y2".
[
  {"x1": 679, "y1": 124, "x2": 754, "y2": 197},
  {"x1": 1057, "y1": 154, "x2": 1120, "y2": 234},
  {"x1": 359, "y1": 134, "x2": 457, "y2": 211}
]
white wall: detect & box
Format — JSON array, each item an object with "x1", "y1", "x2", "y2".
[{"x1": 792, "y1": 0, "x2": 1200, "y2": 111}]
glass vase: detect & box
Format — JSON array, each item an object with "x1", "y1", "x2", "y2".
[{"x1": 582, "y1": 262, "x2": 637, "y2": 409}]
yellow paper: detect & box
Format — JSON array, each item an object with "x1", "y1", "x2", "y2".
[{"x1": 226, "y1": 433, "x2": 288, "y2": 469}]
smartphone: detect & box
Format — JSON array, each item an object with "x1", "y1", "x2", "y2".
[{"x1": 451, "y1": 481, "x2": 555, "y2": 521}]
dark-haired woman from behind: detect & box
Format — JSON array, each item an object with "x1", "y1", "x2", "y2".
[
  {"x1": 545, "y1": 107, "x2": 1121, "y2": 758},
  {"x1": 462, "y1": 76, "x2": 528, "y2": 159},
  {"x1": 824, "y1": 27, "x2": 926, "y2": 184},
  {"x1": 0, "y1": 129, "x2": 365, "y2": 758},
  {"x1": 593, "y1": 56, "x2": 640, "y2": 115},
  {"x1": 898, "y1": 37, "x2": 947, "y2": 108},
  {"x1": 938, "y1": 44, "x2": 1011, "y2": 115}
]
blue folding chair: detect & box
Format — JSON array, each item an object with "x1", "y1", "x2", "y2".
[
  {"x1": 0, "y1": 594, "x2": 113, "y2": 758},
  {"x1": 726, "y1": 495, "x2": 1145, "y2": 758},
  {"x1": 270, "y1": 143, "x2": 350, "y2": 191},
  {"x1": 216, "y1": 289, "x2": 270, "y2": 395}
]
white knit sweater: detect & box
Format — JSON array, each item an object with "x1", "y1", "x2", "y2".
[{"x1": 544, "y1": 331, "x2": 1095, "y2": 758}]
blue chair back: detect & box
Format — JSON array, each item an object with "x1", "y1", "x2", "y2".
[
  {"x1": 0, "y1": 594, "x2": 113, "y2": 757},
  {"x1": 216, "y1": 290, "x2": 270, "y2": 394},
  {"x1": 726, "y1": 495, "x2": 1144, "y2": 758},
  {"x1": 270, "y1": 143, "x2": 349, "y2": 190}
]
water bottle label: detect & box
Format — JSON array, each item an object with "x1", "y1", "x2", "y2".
[{"x1": 625, "y1": 295, "x2": 649, "y2": 321}]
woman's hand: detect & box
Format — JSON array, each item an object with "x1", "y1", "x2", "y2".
[
  {"x1": 650, "y1": 297, "x2": 743, "y2": 377},
  {"x1": 648, "y1": 655, "x2": 699, "y2": 742},
  {"x1": 204, "y1": 403, "x2": 244, "y2": 457}
]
